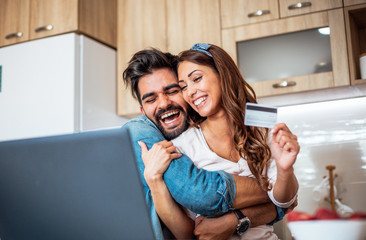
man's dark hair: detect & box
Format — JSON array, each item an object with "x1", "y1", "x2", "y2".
[{"x1": 122, "y1": 48, "x2": 179, "y2": 105}]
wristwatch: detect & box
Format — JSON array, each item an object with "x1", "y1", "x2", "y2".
[{"x1": 233, "y1": 210, "x2": 251, "y2": 235}]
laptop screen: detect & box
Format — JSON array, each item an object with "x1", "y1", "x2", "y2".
[{"x1": 0, "y1": 128, "x2": 155, "y2": 240}]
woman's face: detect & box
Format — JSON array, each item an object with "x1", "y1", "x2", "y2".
[{"x1": 177, "y1": 61, "x2": 222, "y2": 117}]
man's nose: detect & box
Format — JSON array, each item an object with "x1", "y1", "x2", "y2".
[{"x1": 157, "y1": 94, "x2": 172, "y2": 109}]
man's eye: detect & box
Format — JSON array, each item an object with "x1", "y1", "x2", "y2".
[
  {"x1": 167, "y1": 89, "x2": 179, "y2": 95},
  {"x1": 145, "y1": 98, "x2": 156, "y2": 103}
]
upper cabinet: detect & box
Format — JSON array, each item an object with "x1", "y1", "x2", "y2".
[
  {"x1": 220, "y1": 0, "x2": 279, "y2": 28},
  {"x1": 117, "y1": 0, "x2": 221, "y2": 116},
  {"x1": 344, "y1": 3, "x2": 366, "y2": 84},
  {"x1": 0, "y1": 0, "x2": 116, "y2": 48},
  {"x1": 221, "y1": 2, "x2": 349, "y2": 98},
  {"x1": 344, "y1": 0, "x2": 366, "y2": 7},
  {"x1": 166, "y1": 0, "x2": 221, "y2": 54},
  {"x1": 279, "y1": 0, "x2": 343, "y2": 18},
  {"x1": 29, "y1": 0, "x2": 78, "y2": 40},
  {"x1": 0, "y1": 0, "x2": 30, "y2": 46}
]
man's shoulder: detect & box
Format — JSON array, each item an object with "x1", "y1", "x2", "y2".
[
  {"x1": 122, "y1": 115, "x2": 164, "y2": 139},
  {"x1": 123, "y1": 115, "x2": 155, "y2": 128}
]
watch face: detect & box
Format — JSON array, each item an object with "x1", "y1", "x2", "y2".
[{"x1": 237, "y1": 218, "x2": 250, "y2": 235}]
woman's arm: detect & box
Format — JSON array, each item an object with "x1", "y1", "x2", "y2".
[
  {"x1": 270, "y1": 123, "x2": 300, "y2": 203},
  {"x1": 139, "y1": 141, "x2": 194, "y2": 239}
]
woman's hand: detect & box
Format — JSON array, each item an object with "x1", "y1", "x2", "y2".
[
  {"x1": 138, "y1": 140, "x2": 182, "y2": 185},
  {"x1": 270, "y1": 123, "x2": 300, "y2": 172}
]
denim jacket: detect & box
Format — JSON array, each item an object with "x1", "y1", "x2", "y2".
[{"x1": 122, "y1": 115, "x2": 285, "y2": 239}]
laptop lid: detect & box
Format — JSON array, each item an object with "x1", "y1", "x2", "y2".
[{"x1": 0, "y1": 128, "x2": 155, "y2": 240}]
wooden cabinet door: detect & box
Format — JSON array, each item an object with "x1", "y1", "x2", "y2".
[
  {"x1": 222, "y1": 9, "x2": 349, "y2": 97},
  {"x1": 344, "y1": 0, "x2": 366, "y2": 6},
  {"x1": 117, "y1": 0, "x2": 166, "y2": 116},
  {"x1": 29, "y1": 0, "x2": 78, "y2": 40},
  {"x1": 0, "y1": 0, "x2": 30, "y2": 47},
  {"x1": 279, "y1": 0, "x2": 343, "y2": 18},
  {"x1": 78, "y1": 0, "x2": 117, "y2": 48},
  {"x1": 220, "y1": 0, "x2": 279, "y2": 28},
  {"x1": 166, "y1": 0, "x2": 221, "y2": 54}
]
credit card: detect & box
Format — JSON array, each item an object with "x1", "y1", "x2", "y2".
[{"x1": 244, "y1": 103, "x2": 278, "y2": 128}]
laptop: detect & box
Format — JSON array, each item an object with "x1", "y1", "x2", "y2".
[{"x1": 0, "y1": 128, "x2": 155, "y2": 240}]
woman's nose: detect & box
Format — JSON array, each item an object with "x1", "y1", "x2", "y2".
[{"x1": 186, "y1": 84, "x2": 197, "y2": 98}]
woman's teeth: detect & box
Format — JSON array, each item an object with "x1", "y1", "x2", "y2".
[{"x1": 194, "y1": 97, "x2": 207, "y2": 106}]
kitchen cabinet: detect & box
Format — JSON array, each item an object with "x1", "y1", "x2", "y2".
[
  {"x1": 344, "y1": 3, "x2": 366, "y2": 84},
  {"x1": 0, "y1": 33, "x2": 124, "y2": 141},
  {"x1": 220, "y1": 0, "x2": 343, "y2": 29},
  {"x1": 344, "y1": 0, "x2": 366, "y2": 6},
  {"x1": 222, "y1": 9, "x2": 349, "y2": 97},
  {"x1": 117, "y1": 0, "x2": 166, "y2": 117},
  {"x1": 166, "y1": 0, "x2": 221, "y2": 55},
  {"x1": 117, "y1": 0, "x2": 221, "y2": 116},
  {"x1": 279, "y1": 0, "x2": 343, "y2": 18},
  {"x1": 0, "y1": 0, "x2": 116, "y2": 48},
  {"x1": 0, "y1": 0, "x2": 30, "y2": 46},
  {"x1": 220, "y1": 0, "x2": 279, "y2": 28}
]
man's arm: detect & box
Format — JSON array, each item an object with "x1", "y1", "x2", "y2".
[
  {"x1": 123, "y1": 118, "x2": 269, "y2": 216},
  {"x1": 232, "y1": 175, "x2": 270, "y2": 208},
  {"x1": 194, "y1": 203, "x2": 278, "y2": 240}
]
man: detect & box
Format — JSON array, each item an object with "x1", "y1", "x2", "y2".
[{"x1": 122, "y1": 48, "x2": 286, "y2": 239}]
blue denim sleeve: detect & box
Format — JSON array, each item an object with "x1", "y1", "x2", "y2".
[
  {"x1": 123, "y1": 116, "x2": 236, "y2": 216},
  {"x1": 267, "y1": 206, "x2": 286, "y2": 225}
]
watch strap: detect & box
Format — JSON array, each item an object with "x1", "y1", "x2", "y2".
[{"x1": 234, "y1": 209, "x2": 246, "y2": 219}]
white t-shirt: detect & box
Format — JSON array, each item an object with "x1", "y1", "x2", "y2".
[{"x1": 172, "y1": 126, "x2": 297, "y2": 240}]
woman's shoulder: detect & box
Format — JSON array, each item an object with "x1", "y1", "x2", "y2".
[{"x1": 171, "y1": 126, "x2": 201, "y2": 144}]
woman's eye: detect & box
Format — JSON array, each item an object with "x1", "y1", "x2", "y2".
[
  {"x1": 194, "y1": 76, "x2": 202, "y2": 82},
  {"x1": 180, "y1": 85, "x2": 187, "y2": 91}
]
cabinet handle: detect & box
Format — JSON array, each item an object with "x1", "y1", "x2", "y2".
[
  {"x1": 248, "y1": 10, "x2": 271, "y2": 18},
  {"x1": 272, "y1": 81, "x2": 296, "y2": 88},
  {"x1": 288, "y1": 2, "x2": 312, "y2": 10},
  {"x1": 34, "y1": 25, "x2": 54, "y2": 33},
  {"x1": 5, "y1": 32, "x2": 23, "y2": 39}
]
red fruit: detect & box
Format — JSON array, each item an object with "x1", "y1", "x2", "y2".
[
  {"x1": 286, "y1": 210, "x2": 313, "y2": 222},
  {"x1": 313, "y1": 208, "x2": 340, "y2": 220},
  {"x1": 349, "y1": 213, "x2": 366, "y2": 220}
]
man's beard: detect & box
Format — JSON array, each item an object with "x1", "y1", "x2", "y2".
[{"x1": 152, "y1": 105, "x2": 189, "y2": 140}]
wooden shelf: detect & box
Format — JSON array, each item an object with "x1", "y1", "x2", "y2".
[{"x1": 345, "y1": 3, "x2": 366, "y2": 84}]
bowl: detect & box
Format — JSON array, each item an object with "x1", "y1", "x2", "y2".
[{"x1": 287, "y1": 219, "x2": 366, "y2": 240}]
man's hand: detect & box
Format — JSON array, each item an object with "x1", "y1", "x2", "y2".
[{"x1": 194, "y1": 213, "x2": 237, "y2": 240}]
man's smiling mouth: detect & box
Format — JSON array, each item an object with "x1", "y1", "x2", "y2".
[{"x1": 159, "y1": 110, "x2": 181, "y2": 124}]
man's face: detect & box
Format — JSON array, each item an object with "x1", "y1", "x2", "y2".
[{"x1": 138, "y1": 68, "x2": 189, "y2": 140}]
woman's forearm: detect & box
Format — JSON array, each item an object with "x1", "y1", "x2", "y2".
[
  {"x1": 273, "y1": 167, "x2": 298, "y2": 203},
  {"x1": 147, "y1": 177, "x2": 194, "y2": 239}
]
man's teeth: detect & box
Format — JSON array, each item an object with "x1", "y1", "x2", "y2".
[
  {"x1": 194, "y1": 97, "x2": 207, "y2": 106},
  {"x1": 160, "y1": 110, "x2": 179, "y2": 120}
]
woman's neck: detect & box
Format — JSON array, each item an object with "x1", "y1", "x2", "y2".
[{"x1": 201, "y1": 110, "x2": 241, "y2": 162}]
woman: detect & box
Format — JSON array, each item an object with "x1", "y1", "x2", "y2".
[{"x1": 139, "y1": 43, "x2": 299, "y2": 239}]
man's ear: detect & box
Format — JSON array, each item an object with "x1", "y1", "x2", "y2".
[{"x1": 140, "y1": 106, "x2": 145, "y2": 115}]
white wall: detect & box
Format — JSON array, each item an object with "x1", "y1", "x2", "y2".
[
  {"x1": 272, "y1": 96, "x2": 366, "y2": 239},
  {"x1": 278, "y1": 96, "x2": 366, "y2": 214}
]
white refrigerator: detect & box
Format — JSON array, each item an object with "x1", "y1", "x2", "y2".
[{"x1": 0, "y1": 33, "x2": 127, "y2": 141}]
